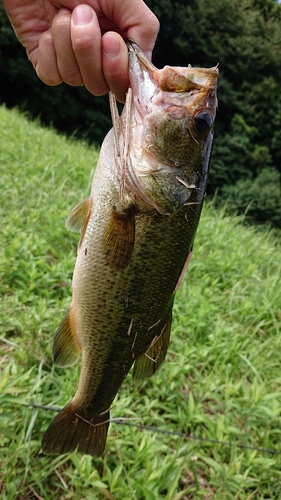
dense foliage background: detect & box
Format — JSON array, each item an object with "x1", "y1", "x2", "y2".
[
  {"x1": 1, "y1": 105, "x2": 281, "y2": 498},
  {"x1": 1, "y1": 0, "x2": 281, "y2": 227}
]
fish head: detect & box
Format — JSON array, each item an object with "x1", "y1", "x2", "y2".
[{"x1": 126, "y1": 41, "x2": 218, "y2": 213}]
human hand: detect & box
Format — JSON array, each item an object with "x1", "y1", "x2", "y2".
[{"x1": 3, "y1": 0, "x2": 159, "y2": 102}]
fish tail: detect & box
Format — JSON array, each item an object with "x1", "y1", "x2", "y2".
[{"x1": 41, "y1": 400, "x2": 110, "y2": 458}]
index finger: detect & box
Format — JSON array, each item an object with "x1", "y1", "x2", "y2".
[{"x1": 99, "y1": 0, "x2": 159, "y2": 59}]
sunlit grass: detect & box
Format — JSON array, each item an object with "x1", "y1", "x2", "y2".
[{"x1": 1, "y1": 105, "x2": 281, "y2": 499}]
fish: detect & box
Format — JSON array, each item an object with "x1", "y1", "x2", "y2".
[{"x1": 41, "y1": 41, "x2": 218, "y2": 458}]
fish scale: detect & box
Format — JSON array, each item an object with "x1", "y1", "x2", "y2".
[{"x1": 41, "y1": 41, "x2": 218, "y2": 458}]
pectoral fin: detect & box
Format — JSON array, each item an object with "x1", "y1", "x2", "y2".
[
  {"x1": 66, "y1": 197, "x2": 92, "y2": 233},
  {"x1": 52, "y1": 308, "x2": 81, "y2": 367},
  {"x1": 133, "y1": 308, "x2": 173, "y2": 380},
  {"x1": 103, "y1": 206, "x2": 135, "y2": 271},
  {"x1": 66, "y1": 197, "x2": 92, "y2": 249}
]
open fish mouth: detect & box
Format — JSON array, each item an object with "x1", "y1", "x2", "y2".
[
  {"x1": 125, "y1": 40, "x2": 218, "y2": 173},
  {"x1": 127, "y1": 39, "x2": 218, "y2": 94},
  {"x1": 109, "y1": 41, "x2": 219, "y2": 214}
]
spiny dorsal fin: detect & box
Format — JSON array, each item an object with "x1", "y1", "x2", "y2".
[
  {"x1": 52, "y1": 308, "x2": 81, "y2": 367},
  {"x1": 66, "y1": 197, "x2": 92, "y2": 234},
  {"x1": 102, "y1": 205, "x2": 135, "y2": 271},
  {"x1": 133, "y1": 308, "x2": 173, "y2": 380}
]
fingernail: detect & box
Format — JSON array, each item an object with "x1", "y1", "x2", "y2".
[
  {"x1": 103, "y1": 34, "x2": 120, "y2": 60},
  {"x1": 72, "y1": 5, "x2": 93, "y2": 26}
]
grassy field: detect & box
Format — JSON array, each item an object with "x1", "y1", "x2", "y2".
[{"x1": 1, "y1": 104, "x2": 281, "y2": 500}]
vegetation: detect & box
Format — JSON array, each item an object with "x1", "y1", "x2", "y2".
[
  {"x1": 1, "y1": 0, "x2": 281, "y2": 226},
  {"x1": 1, "y1": 106, "x2": 281, "y2": 499}
]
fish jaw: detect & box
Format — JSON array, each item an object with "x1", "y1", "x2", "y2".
[
  {"x1": 127, "y1": 40, "x2": 218, "y2": 117},
  {"x1": 124, "y1": 41, "x2": 219, "y2": 214}
]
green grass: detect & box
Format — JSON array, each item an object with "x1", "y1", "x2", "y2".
[{"x1": 1, "y1": 104, "x2": 281, "y2": 499}]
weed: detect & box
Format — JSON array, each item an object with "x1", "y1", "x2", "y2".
[{"x1": 1, "y1": 106, "x2": 281, "y2": 499}]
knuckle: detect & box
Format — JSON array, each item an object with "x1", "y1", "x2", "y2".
[
  {"x1": 39, "y1": 29, "x2": 54, "y2": 48},
  {"x1": 36, "y1": 67, "x2": 62, "y2": 86},
  {"x1": 151, "y1": 15, "x2": 160, "y2": 33},
  {"x1": 86, "y1": 81, "x2": 109, "y2": 97},
  {"x1": 141, "y1": 7, "x2": 160, "y2": 36},
  {"x1": 72, "y1": 34, "x2": 94, "y2": 54},
  {"x1": 63, "y1": 71, "x2": 83, "y2": 87},
  {"x1": 52, "y1": 11, "x2": 71, "y2": 33}
]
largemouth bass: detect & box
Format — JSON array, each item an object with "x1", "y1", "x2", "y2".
[{"x1": 42, "y1": 41, "x2": 218, "y2": 458}]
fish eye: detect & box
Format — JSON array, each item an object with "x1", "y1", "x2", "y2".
[{"x1": 194, "y1": 111, "x2": 213, "y2": 132}]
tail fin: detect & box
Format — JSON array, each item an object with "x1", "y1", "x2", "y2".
[{"x1": 41, "y1": 400, "x2": 109, "y2": 458}]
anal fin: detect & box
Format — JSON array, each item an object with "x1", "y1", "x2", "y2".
[
  {"x1": 42, "y1": 400, "x2": 109, "y2": 458},
  {"x1": 103, "y1": 205, "x2": 135, "y2": 271},
  {"x1": 52, "y1": 308, "x2": 81, "y2": 367},
  {"x1": 133, "y1": 308, "x2": 173, "y2": 380}
]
